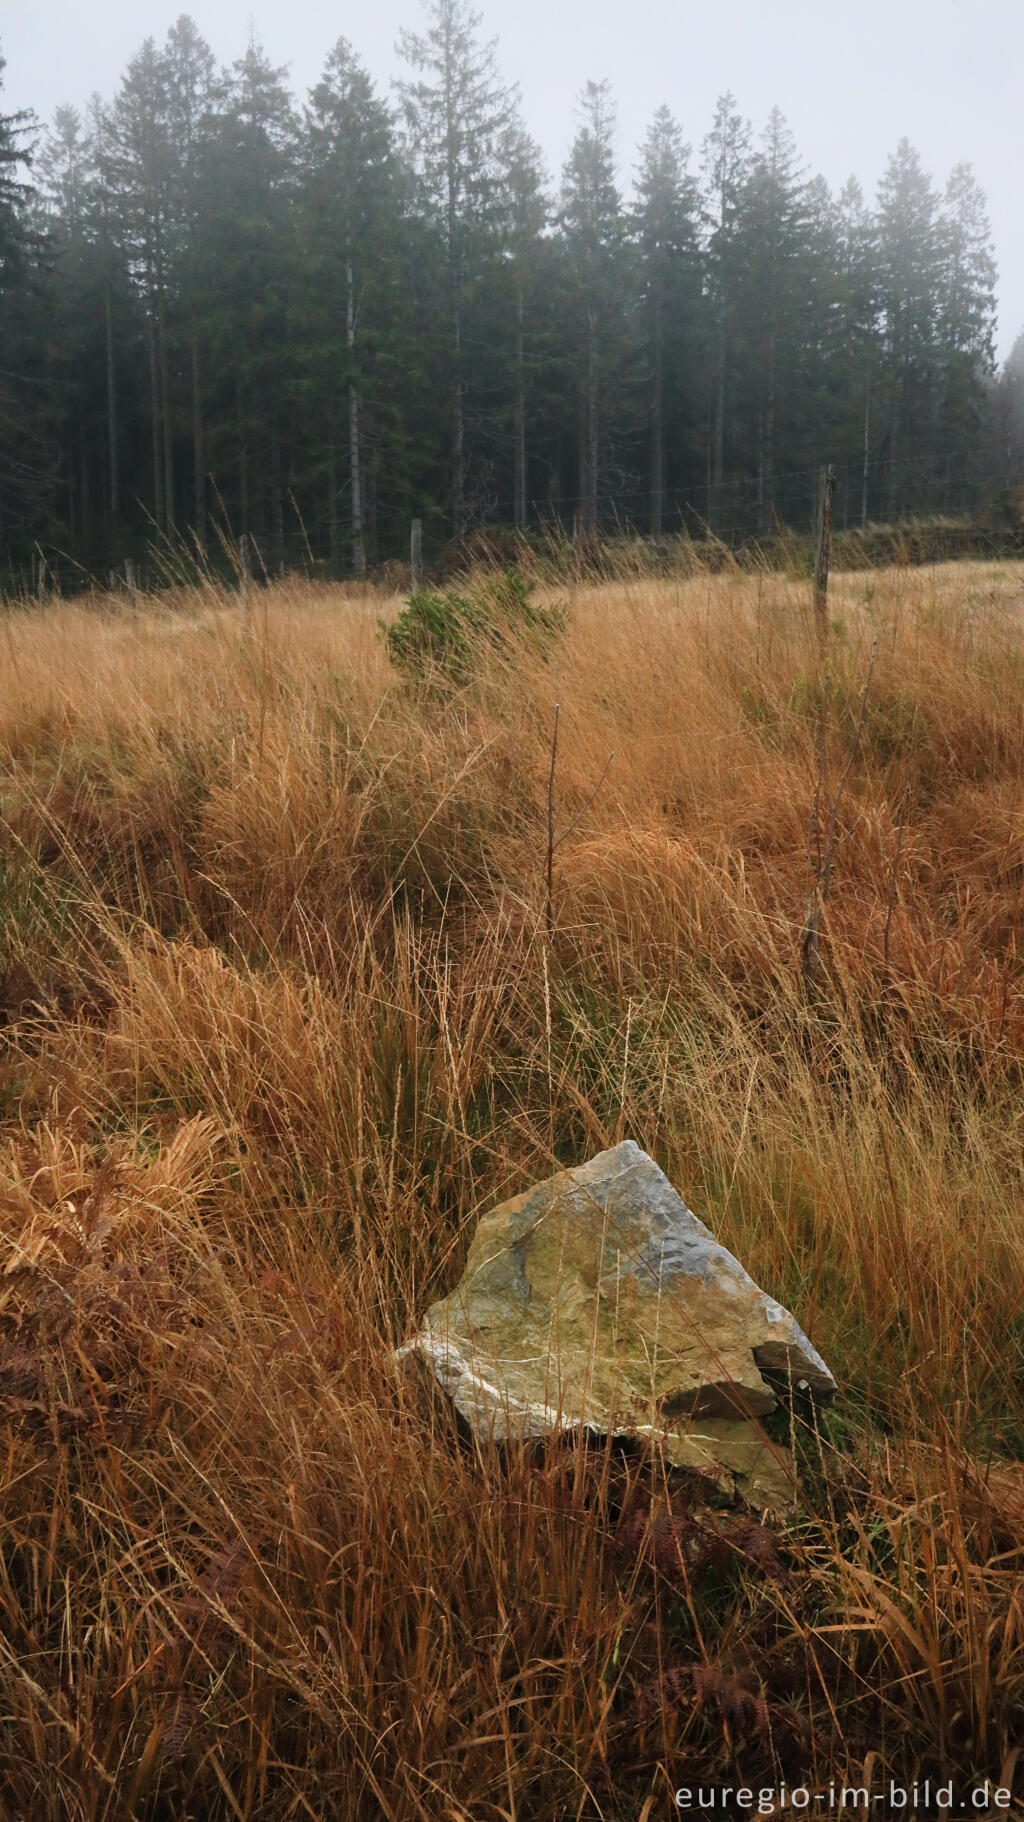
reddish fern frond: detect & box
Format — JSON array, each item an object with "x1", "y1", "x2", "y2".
[
  {"x1": 709, "y1": 1514, "x2": 788, "y2": 1582},
  {"x1": 633, "y1": 1659, "x2": 770, "y2": 1737},
  {"x1": 691, "y1": 1661, "x2": 770, "y2": 1736},
  {"x1": 156, "y1": 1689, "x2": 200, "y2": 1766}
]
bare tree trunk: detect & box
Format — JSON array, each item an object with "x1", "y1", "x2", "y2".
[
  {"x1": 762, "y1": 338, "x2": 776, "y2": 533},
  {"x1": 452, "y1": 297, "x2": 465, "y2": 540},
  {"x1": 650, "y1": 285, "x2": 664, "y2": 538},
  {"x1": 79, "y1": 413, "x2": 89, "y2": 544},
  {"x1": 705, "y1": 384, "x2": 713, "y2": 523},
  {"x1": 148, "y1": 307, "x2": 164, "y2": 534},
  {"x1": 366, "y1": 444, "x2": 378, "y2": 565},
  {"x1": 712, "y1": 317, "x2": 726, "y2": 531},
  {"x1": 446, "y1": 86, "x2": 466, "y2": 544},
  {"x1": 271, "y1": 426, "x2": 284, "y2": 573},
  {"x1": 192, "y1": 337, "x2": 205, "y2": 551},
  {"x1": 238, "y1": 380, "x2": 249, "y2": 535},
  {"x1": 65, "y1": 424, "x2": 76, "y2": 550},
  {"x1": 888, "y1": 384, "x2": 900, "y2": 521},
  {"x1": 346, "y1": 258, "x2": 366, "y2": 579},
  {"x1": 513, "y1": 278, "x2": 527, "y2": 532},
  {"x1": 327, "y1": 415, "x2": 339, "y2": 572},
  {"x1": 158, "y1": 305, "x2": 174, "y2": 532},
  {"x1": 578, "y1": 387, "x2": 587, "y2": 535},
  {"x1": 861, "y1": 379, "x2": 870, "y2": 529},
  {"x1": 105, "y1": 282, "x2": 118, "y2": 519},
  {"x1": 584, "y1": 309, "x2": 599, "y2": 540}
]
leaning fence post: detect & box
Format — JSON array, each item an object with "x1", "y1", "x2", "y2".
[
  {"x1": 813, "y1": 463, "x2": 837, "y2": 661},
  {"x1": 410, "y1": 518, "x2": 423, "y2": 590}
]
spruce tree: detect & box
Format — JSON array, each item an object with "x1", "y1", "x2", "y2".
[
  {"x1": 633, "y1": 106, "x2": 702, "y2": 535},
  {"x1": 875, "y1": 139, "x2": 941, "y2": 515},
  {"x1": 397, "y1": 0, "x2": 518, "y2": 538},
  {"x1": 301, "y1": 39, "x2": 404, "y2": 574},
  {"x1": 936, "y1": 162, "x2": 996, "y2": 509},
  {"x1": 732, "y1": 108, "x2": 811, "y2": 530},
  {"x1": 161, "y1": 16, "x2": 216, "y2": 545},
  {"x1": 0, "y1": 46, "x2": 49, "y2": 560},
  {"x1": 830, "y1": 177, "x2": 879, "y2": 524},
  {"x1": 995, "y1": 330, "x2": 1024, "y2": 506},
  {"x1": 498, "y1": 124, "x2": 547, "y2": 530},
  {"x1": 700, "y1": 93, "x2": 751, "y2": 530},
  {"x1": 192, "y1": 40, "x2": 298, "y2": 560},
  {"x1": 109, "y1": 38, "x2": 178, "y2": 533},
  {"x1": 560, "y1": 79, "x2": 626, "y2": 540}
]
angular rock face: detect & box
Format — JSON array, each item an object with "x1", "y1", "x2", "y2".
[{"x1": 401, "y1": 1141, "x2": 835, "y2": 1507}]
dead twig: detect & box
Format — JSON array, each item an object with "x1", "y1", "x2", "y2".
[
  {"x1": 546, "y1": 703, "x2": 560, "y2": 941},
  {"x1": 883, "y1": 784, "x2": 909, "y2": 979},
  {"x1": 545, "y1": 702, "x2": 613, "y2": 940}
]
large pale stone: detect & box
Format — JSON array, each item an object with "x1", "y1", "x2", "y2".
[{"x1": 401, "y1": 1141, "x2": 835, "y2": 1506}]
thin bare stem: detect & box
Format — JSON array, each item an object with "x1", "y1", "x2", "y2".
[{"x1": 546, "y1": 702, "x2": 559, "y2": 940}]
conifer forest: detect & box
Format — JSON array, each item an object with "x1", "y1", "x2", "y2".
[{"x1": 1, "y1": 4, "x2": 1023, "y2": 578}]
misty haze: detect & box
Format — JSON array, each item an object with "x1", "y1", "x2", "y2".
[
  {"x1": 0, "y1": 4, "x2": 1022, "y2": 562},
  {"x1": 1, "y1": 5, "x2": 1024, "y2": 1819}
]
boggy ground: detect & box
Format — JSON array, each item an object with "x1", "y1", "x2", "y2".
[{"x1": 1, "y1": 557, "x2": 1023, "y2": 1818}]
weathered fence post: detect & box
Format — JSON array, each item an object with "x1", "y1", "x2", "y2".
[
  {"x1": 410, "y1": 518, "x2": 423, "y2": 589},
  {"x1": 813, "y1": 463, "x2": 837, "y2": 661},
  {"x1": 240, "y1": 533, "x2": 251, "y2": 609},
  {"x1": 124, "y1": 558, "x2": 137, "y2": 606}
]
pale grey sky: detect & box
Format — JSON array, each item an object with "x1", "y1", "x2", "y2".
[{"x1": 2, "y1": 0, "x2": 1020, "y2": 357}]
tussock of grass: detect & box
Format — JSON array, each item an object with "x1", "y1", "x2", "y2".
[{"x1": 1, "y1": 559, "x2": 1024, "y2": 1815}]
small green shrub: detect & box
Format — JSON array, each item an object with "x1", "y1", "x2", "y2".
[
  {"x1": 381, "y1": 570, "x2": 565, "y2": 684},
  {"x1": 382, "y1": 587, "x2": 473, "y2": 680}
]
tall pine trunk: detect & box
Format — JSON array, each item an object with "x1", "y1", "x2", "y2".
[
  {"x1": 761, "y1": 335, "x2": 776, "y2": 532},
  {"x1": 583, "y1": 308, "x2": 599, "y2": 540},
  {"x1": 192, "y1": 337, "x2": 205, "y2": 551},
  {"x1": 105, "y1": 282, "x2": 119, "y2": 520},
  {"x1": 327, "y1": 409, "x2": 339, "y2": 572},
  {"x1": 271, "y1": 426, "x2": 284, "y2": 573},
  {"x1": 861, "y1": 379, "x2": 871, "y2": 529},
  {"x1": 888, "y1": 392, "x2": 900, "y2": 521},
  {"x1": 513, "y1": 277, "x2": 527, "y2": 532},
  {"x1": 712, "y1": 313, "x2": 726, "y2": 532},
  {"x1": 79, "y1": 413, "x2": 89, "y2": 547},
  {"x1": 650, "y1": 281, "x2": 664, "y2": 538},
  {"x1": 451, "y1": 292, "x2": 465, "y2": 540},
  {"x1": 759, "y1": 334, "x2": 776, "y2": 535},
  {"x1": 148, "y1": 305, "x2": 164, "y2": 534},
  {"x1": 158, "y1": 304, "x2": 174, "y2": 531},
  {"x1": 237, "y1": 379, "x2": 249, "y2": 536},
  {"x1": 447, "y1": 129, "x2": 465, "y2": 541},
  {"x1": 346, "y1": 259, "x2": 366, "y2": 579}
]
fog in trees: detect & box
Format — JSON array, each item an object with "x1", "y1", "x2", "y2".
[{"x1": 0, "y1": 8, "x2": 1018, "y2": 577}]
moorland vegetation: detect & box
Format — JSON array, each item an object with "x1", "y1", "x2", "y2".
[{"x1": 1, "y1": 551, "x2": 1024, "y2": 1816}]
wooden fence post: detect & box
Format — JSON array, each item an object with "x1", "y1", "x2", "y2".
[
  {"x1": 410, "y1": 518, "x2": 423, "y2": 589},
  {"x1": 813, "y1": 463, "x2": 837, "y2": 661},
  {"x1": 240, "y1": 533, "x2": 251, "y2": 609}
]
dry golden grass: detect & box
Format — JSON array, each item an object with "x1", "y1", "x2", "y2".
[{"x1": 2, "y1": 558, "x2": 1024, "y2": 1816}]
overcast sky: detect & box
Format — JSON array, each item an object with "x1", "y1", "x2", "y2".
[{"x1": 2, "y1": 0, "x2": 1020, "y2": 358}]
